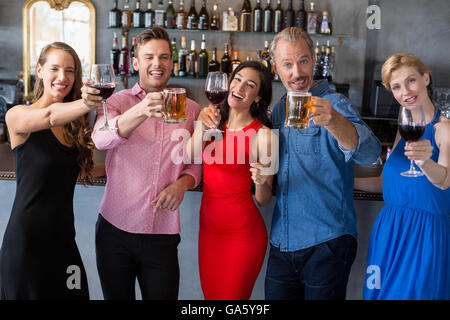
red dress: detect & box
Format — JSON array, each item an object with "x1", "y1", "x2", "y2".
[{"x1": 199, "y1": 120, "x2": 268, "y2": 299}]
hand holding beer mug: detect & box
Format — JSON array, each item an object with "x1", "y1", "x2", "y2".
[
  {"x1": 161, "y1": 88, "x2": 186, "y2": 123},
  {"x1": 285, "y1": 91, "x2": 312, "y2": 129}
]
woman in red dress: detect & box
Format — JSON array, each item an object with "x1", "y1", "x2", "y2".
[{"x1": 187, "y1": 61, "x2": 277, "y2": 299}]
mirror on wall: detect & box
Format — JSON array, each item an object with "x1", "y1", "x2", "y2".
[{"x1": 22, "y1": 0, "x2": 95, "y2": 103}]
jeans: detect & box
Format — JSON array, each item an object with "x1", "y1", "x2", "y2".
[
  {"x1": 95, "y1": 214, "x2": 181, "y2": 300},
  {"x1": 265, "y1": 234, "x2": 357, "y2": 300}
]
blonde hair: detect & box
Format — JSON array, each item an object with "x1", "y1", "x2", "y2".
[
  {"x1": 269, "y1": 27, "x2": 314, "y2": 62},
  {"x1": 34, "y1": 42, "x2": 94, "y2": 184},
  {"x1": 381, "y1": 52, "x2": 432, "y2": 91}
]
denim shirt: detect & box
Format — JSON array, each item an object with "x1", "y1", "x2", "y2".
[{"x1": 270, "y1": 80, "x2": 381, "y2": 251}]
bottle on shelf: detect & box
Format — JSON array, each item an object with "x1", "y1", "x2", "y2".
[
  {"x1": 329, "y1": 44, "x2": 336, "y2": 80},
  {"x1": 307, "y1": 1, "x2": 318, "y2": 34},
  {"x1": 273, "y1": 0, "x2": 283, "y2": 33},
  {"x1": 198, "y1": 34, "x2": 209, "y2": 78},
  {"x1": 129, "y1": 37, "x2": 137, "y2": 76},
  {"x1": 261, "y1": 40, "x2": 272, "y2": 75},
  {"x1": 320, "y1": 10, "x2": 331, "y2": 34},
  {"x1": 263, "y1": 0, "x2": 273, "y2": 33},
  {"x1": 221, "y1": 43, "x2": 232, "y2": 75},
  {"x1": 231, "y1": 51, "x2": 241, "y2": 72},
  {"x1": 223, "y1": 7, "x2": 238, "y2": 31},
  {"x1": 321, "y1": 46, "x2": 331, "y2": 81},
  {"x1": 154, "y1": 0, "x2": 166, "y2": 27},
  {"x1": 188, "y1": 40, "x2": 198, "y2": 77},
  {"x1": 165, "y1": 0, "x2": 176, "y2": 29},
  {"x1": 253, "y1": 0, "x2": 262, "y2": 32},
  {"x1": 133, "y1": 0, "x2": 144, "y2": 28},
  {"x1": 208, "y1": 47, "x2": 220, "y2": 72},
  {"x1": 295, "y1": 0, "x2": 307, "y2": 31},
  {"x1": 284, "y1": 0, "x2": 294, "y2": 29},
  {"x1": 176, "y1": 0, "x2": 187, "y2": 29},
  {"x1": 110, "y1": 32, "x2": 120, "y2": 75},
  {"x1": 122, "y1": 0, "x2": 133, "y2": 28},
  {"x1": 144, "y1": 0, "x2": 154, "y2": 28},
  {"x1": 109, "y1": 0, "x2": 121, "y2": 28},
  {"x1": 209, "y1": 2, "x2": 220, "y2": 30},
  {"x1": 178, "y1": 36, "x2": 188, "y2": 77},
  {"x1": 171, "y1": 37, "x2": 179, "y2": 76},
  {"x1": 313, "y1": 40, "x2": 321, "y2": 79},
  {"x1": 198, "y1": 0, "x2": 209, "y2": 30},
  {"x1": 240, "y1": 0, "x2": 252, "y2": 32},
  {"x1": 187, "y1": 0, "x2": 198, "y2": 30},
  {"x1": 119, "y1": 33, "x2": 130, "y2": 76}
]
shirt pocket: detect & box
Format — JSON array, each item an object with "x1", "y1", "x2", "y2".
[{"x1": 294, "y1": 127, "x2": 320, "y2": 155}]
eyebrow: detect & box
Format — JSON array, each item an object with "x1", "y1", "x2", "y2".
[{"x1": 235, "y1": 73, "x2": 257, "y2": 86}]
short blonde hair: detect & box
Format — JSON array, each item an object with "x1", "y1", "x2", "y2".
[
  {"x1": 381, "y1": 52, "x2": 432, "y2": 91},
  {"x1": 269, "y1": 27, "x2": 314, "y2": 62}
]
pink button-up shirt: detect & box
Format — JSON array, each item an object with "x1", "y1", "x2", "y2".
[{"x1": 92, "y1": 83, "x2": 202, "y2": 234}]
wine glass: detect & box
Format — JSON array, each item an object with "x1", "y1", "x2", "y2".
[
  {"x1": 204, "y1": 71, "x2": 229, "y2": 133},
  {"x1": 90, "y1": 64, "x2": 117, "y2": 131},
  {"x1": 398, "y1": 105, "x2": 426, "y2": 177}
]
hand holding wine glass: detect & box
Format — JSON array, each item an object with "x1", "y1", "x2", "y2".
[
  {"x1": 90, "y1": 64, "x2": 117, "y2": 131},
  {"x1": 398, "y1": 105, "x2": 426, "y2": 177},
  {"x1": 204, "y1": 72, "x2": 228, "y2": 132}
]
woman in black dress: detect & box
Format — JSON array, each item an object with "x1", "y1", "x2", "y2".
[{"x1": 0, "y1": 42, "x2": 102, "y2": 299}]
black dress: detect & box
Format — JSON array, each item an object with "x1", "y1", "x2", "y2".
[{"x1": 0, "y1": 129, "x2": 89, "y2": 299}]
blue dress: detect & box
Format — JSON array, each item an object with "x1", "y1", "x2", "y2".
[{"x1": 363, "y1": 109, "x2": 450, "y2": 300}]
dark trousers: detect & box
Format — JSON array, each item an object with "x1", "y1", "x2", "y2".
[
  {"x1": 265, "y1": 234, "x2": 357, "y2": 300},
  {"x1": 95, "y1": 214, "x2": 181, "y2": 300}
]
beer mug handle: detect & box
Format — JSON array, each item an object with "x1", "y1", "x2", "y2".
[{"x1": 160, "y1": 90, "x2": 167, "y2": 120}]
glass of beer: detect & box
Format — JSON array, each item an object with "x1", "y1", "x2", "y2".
[
  {"x1": 162, "y1": 88, "x2": 186, "y2": 123},
  {"x1": 285, "y1": 91, "x2": 312, "y2": 129}
]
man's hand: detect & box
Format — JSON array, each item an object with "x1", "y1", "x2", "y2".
[
  {"x1": 138, "y1": 92, "x2": 164, "y2": 118},
  {"x1": 311, "y1": 97, "x2": 336, "y2": 128},
  {"x1": 151, "y1": 179, "x2": 190, "y2": 212}
]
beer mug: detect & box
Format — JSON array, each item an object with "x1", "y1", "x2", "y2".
[
  {"x1": 285, "y1": 91, "x2": 312, "y2": 129},
  {"x1": 162, "y1": 88, "x2": 186, "y2": 123}
]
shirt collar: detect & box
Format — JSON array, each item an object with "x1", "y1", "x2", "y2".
[{"x1": 131, "y1": 82, "x2": 146, "y2": 99}]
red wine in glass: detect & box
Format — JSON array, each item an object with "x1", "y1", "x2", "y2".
[
  {"x1": 204, "y1": 72, "x2": 228, "y2": 134},
  {"x1": 205, "y1": 88, "x2": 228, "y2": 105},
  {"x1": 90, "y1": 64, "x2": 117, "y2": 131},
  {"x1": 91, "y1": 83, "x2": 116, "y2": 100},
  {"x1": 398, "y1": 105, "x2": 426, "y2": 177}
]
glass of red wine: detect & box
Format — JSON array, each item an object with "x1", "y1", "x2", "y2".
[
  {"x1": 398, "y1": 105, "x2": 426, "y2": 177},
  {"x1": 90, "y1": 64, "x2": 117, "y2": 131},
  {"x1": 204, "y1": 71, "x2": 229, "y2": 133}
]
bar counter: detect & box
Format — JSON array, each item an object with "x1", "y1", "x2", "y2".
[{"x1": 0, "y1": 142, "x2": 383, "y2": 201}]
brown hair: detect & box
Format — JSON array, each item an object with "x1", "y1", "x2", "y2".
[
  {"x1": 134, "y1": 26, "x2": 172, "y2": 57},
  {"x1": 34, "y1": 42, "x2": 94, "y2": 185},
  {"x1": 381, "y1": 52, "x2": 432, "y2": 91},
  {"x1": 269, "y1": 27, "x2": 314, "y2": 62}
]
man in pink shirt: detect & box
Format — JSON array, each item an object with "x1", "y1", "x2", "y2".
[{"x1": 92, "y1": 27, "x2": 201, "y2": 300}]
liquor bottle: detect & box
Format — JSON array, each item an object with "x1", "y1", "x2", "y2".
[
  {"x1": 122, "y1": 0, "x2": 133, "y2": 28},
  {"x1": 110, "y1": 32, "x2": 120, "y2": 75},
  {"x1": 208, "y1": 47, "x2": 220, "y2": 72},
  {"x1": 109, "y1": 0, "x2": 121, "y2": 28},
  {"x1": 313, "y1": 40, "x2": 320, "y2": 79},
  {"x1": 166, "y1": 0, "x2": 176, "y2": 29},
  {"x1": 188, "y1": 40, "x2": 198, "y2": 77},
  {"x1": 210, "y1": 2, "x2": 220, "y2": 30},
  {"x1": 240, "y1": 0, "x2": 252, "y2": 32},
  {"x1": 133, "y1": 0, "x2": 144, "y2": 28},
  {"x1": 176, "y1": 0, "x2": 187, "y2": 29},
  {"x1": 198, "y1": 34, "x2": 209, "y2": 78},
  {"x1": 171, "y1": 38, "x2": 179, "y2": 76},
  {"x1": 253, "y1": 0, "x2": 262, "y2": 32},
  {"x1": 198, "y1": 0, "x2": 209, "y2": 30},
  {"x1": 283, "y1": 0, "x2": 294, "y2": 28},
  {"x1": 187, "y1": 0, "x2": 198, "y2": 30},
  {"x1": 119, "y1": 33, "x2": 130, "y2": 76},
  {"x1": 144, "y1": 1, "x2": 154, "y2": 28},
  {"x1": 223, "y1": 7, "x2": 238, "y2": 31},
  {"x1": 178, "y1": 36, "x2": 188, "y2": 77},
  {"x1": 154, "y1": 0, "x2": 166, "y2": 27},
  {"x1": 261, "y1": 40, "x2": 272, "y2": 75},
  {"x1": 320, "y1": 10, "x2": 331, "y2": 34},
  {"x1": 322, "y1": 46, "x2": 331, "y2": 82},
  {"x1": 273, "y1": 0, "x2": 283, "y2": 33},
  {"x1": 307, "y1": 1, "x2": 318, "y2": 34},
  {"x1": 263, "y1": 0, "x2": 273, "y2": 33},
  {"x1": 231, "y1": 51, "x2": 241, "y2": 72},
  {"x1": 129, "y1": 37, "x2": 137, "y2": 75},
  {"x1": 221, "y1": 43, "x2": 232, "y2": 74},
  {"x1": 295, "y1": 0, "x2": 307, "y2": 30}
]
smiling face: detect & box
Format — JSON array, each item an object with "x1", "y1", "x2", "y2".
[
  {"x1": 389, "y1": 66, "x2": 430, "y2": 109},
  {"x1": 133, "y1": 39, "x2": 173, "y2": 92},
  {"x1": 271, "y1": 38, "x2": 315, "y2": 92},
  {"x1": 36, "y1": 48, "x2": 75, "y2": 102},
  {"x1": 227, "y1": 67, "x2": 261, "y2": 111}
]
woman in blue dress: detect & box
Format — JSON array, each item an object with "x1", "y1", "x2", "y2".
[{"x1": 355, "y1": 52, "x2": 450, "y2": 300}]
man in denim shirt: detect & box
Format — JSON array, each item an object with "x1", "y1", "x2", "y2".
[{"x1": 265, "y1": 27, "x2": 381, "y2": 300}]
